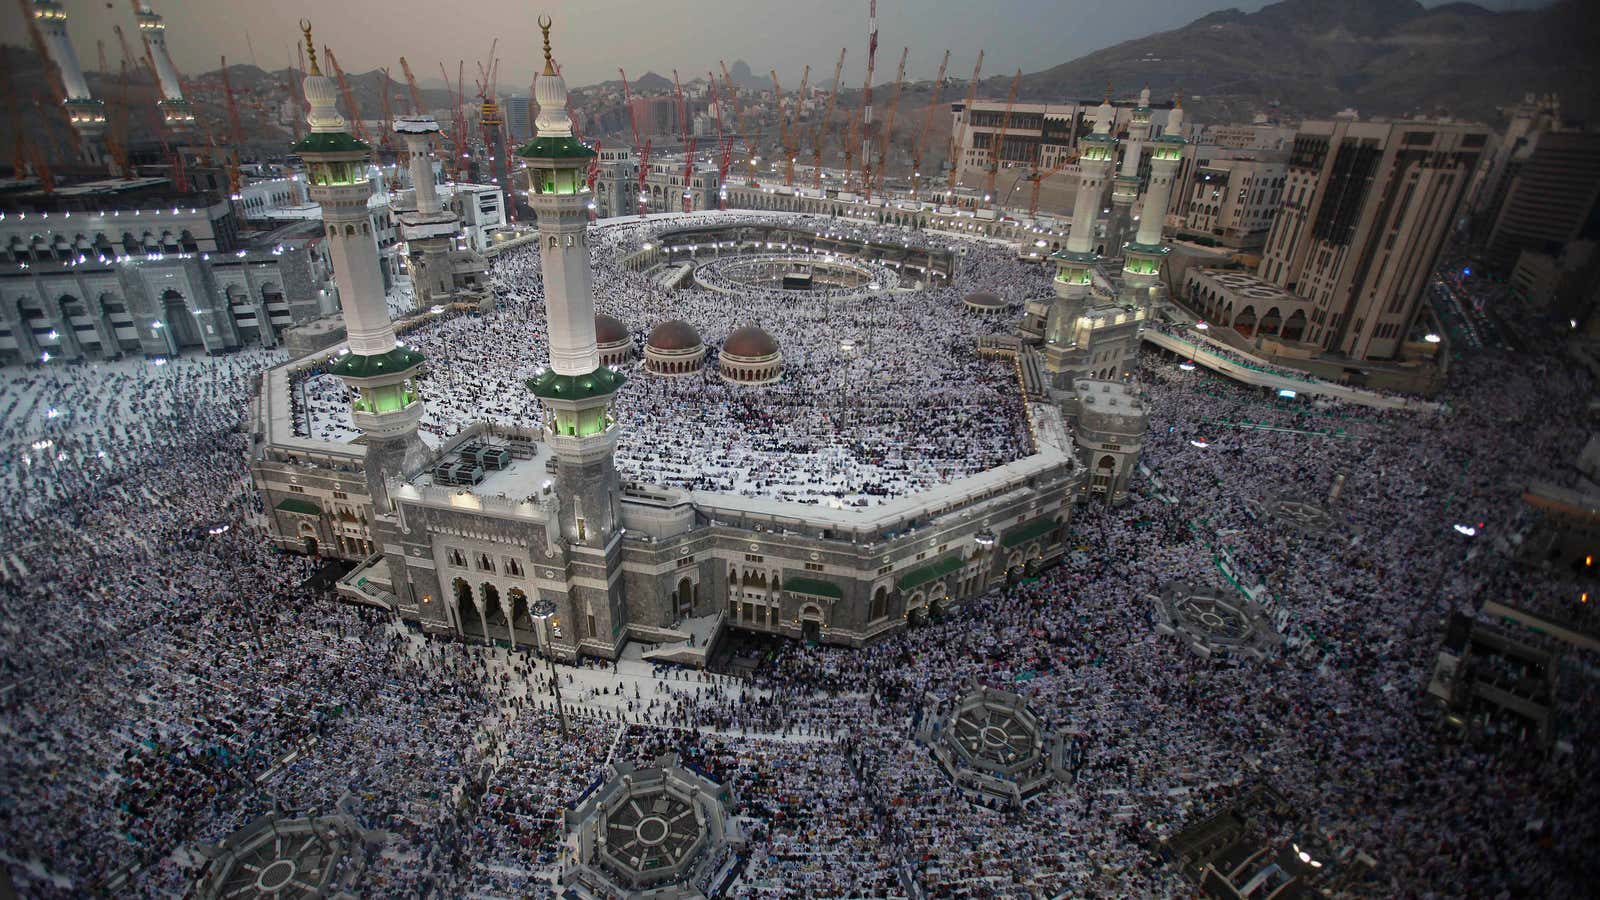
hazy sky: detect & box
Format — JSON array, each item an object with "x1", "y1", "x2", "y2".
[{"x1": 4, "y1": 0, "x2": 1544, "y2": 92}]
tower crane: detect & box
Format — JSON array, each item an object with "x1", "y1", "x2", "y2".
[
  {"x1": 708, "y1": 71, "x2": 731, "y2": 208},
  {"x1": 869, "y1": 46, "x2": 906, "y2": 199},
  {"x1": 777, "y1": 64, "x2": 808, "y2": 186},
  {"x1": 983, "y1": 69, "x2": 1021, "y2": 200},
  {"x1": 810, "y1": 48, "x2": 845, "y2": 190},
  {"x1": 219, "y1": 55, "x2": 245, "y2": 197},
  {"x1": 673, "y1": 69, "x2": 695, "y2": 212},
  {"x1": 947, "y1": 50, "x2": 982, "y2": 190},
  {"x1": 1027, "y1": 150, "x2": 1078, "y2": 217},
  {"x1": 378, "y1": 67, "x2": 396, "y2": 152},
  {"x1": 618, "y1": 68, "x2": 651, "y2": 216},
  {"x1": 854, "y1": 0, "x2": 879, "y2": 192},
  {"x1": 909, "y1": 49, "x2": 948, "y2": 199},
  {"x1": 398, "y1": 57, "x2": 424, "y2": 115},
  {"x1": 719, "y1": 60, "x2": 759, "y2": 187},
  {"x1": 323, "y1": 47, "x2": 366, "y2": 143}
]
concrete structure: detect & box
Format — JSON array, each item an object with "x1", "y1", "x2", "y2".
[
  {"x1": 594, "y1": 150, "x2": 723, "y2": 218},
  {"x1": 563, "y1": 757, "x2": 741, "y2": 898},
  {"x1": 1065, "y1": 379, "x2": 1147, "y2": 505},
  {"x1": 392, "y1": 115, "x2": 486, "y2": 310},
  {"x1": 645, "y1": 319, "x2": 705, "y2": 376},
  {"x1": 948, "y1": 94, "x2": 1177, "y2": 197},
  {"x1": 920, "y1": 687, "x2": 1068, "y2": 808},
  {"x1": 0, "y1": 182, "x2": 329, "y2": 364},
  {"x1": 1256, "y1": 119, "x2": 1488, "y2": 360},
  {"x1": 249, "y1": 27, "x2": 1110, "y2": 663},
  {"x1": 595, "y1": 313, "x2": 632, "y2": 366},
  {"x1": 1178, "y1": 150, "x2": 1287, "y2": 249},
  {"x1": 1122, "y1": 100, "x2": 1187, "y2": 307},
  {"x1": 1482, "y1": 130, "x2": 1600, "y2": 275},
  {"x1": 1469, "y1": 93, "x2": 1562, "y2": 231},
  {"x1": 503, "y1": 95, "x2": 532, "y2": 142},
  {"x1": 195, "y1": 812, "x2": 373, "y2": 899},
  {"x1": 133, "y1": 1, "x2": 196, "y2": 130},
  {"x1": 29, "y1": 1, "x2": 107, "y2": 167}
]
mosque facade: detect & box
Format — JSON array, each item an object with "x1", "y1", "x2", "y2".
[{"x1": 250, "y1": 21, "x2": 1177, "y2": 663}]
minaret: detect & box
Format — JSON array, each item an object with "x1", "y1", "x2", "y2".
[
  {"x1": 1108, "y1": 86, "x2": 1152, "y2": 258},
  {"x1": 1122, "y1": 95, "x2": 1186, "y2": 307},
  {"x1": 292, "y1": 22, "x2": 430, "y2": 510},
  {"x1": 394, "y1": 116, "x2": 462, "y2": 310},
  {"x1": 133, "y1": 1, "x2": 195, "y2": 129},
  {"x1": 1042, "y1": 97, "x2": 1117, "y2": 383},
  {"x1": 29, "y1": 1, "x2": 107, "y2": 165},
  {"x1": 517, "y1": 17, "x2": 628, "y2": 661}
]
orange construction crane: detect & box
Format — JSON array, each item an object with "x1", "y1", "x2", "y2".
[
  {"x1": 776, "y1": 64, "x2": 808, "y2": 186},
  {"x1": 323, "y1": 47, "x2": 366, "y2": 144},
  {"x1": 719, "y1": 60, "x2": 758, "y2": 186},
  {"x1": 673, "y1": 69, "x2": 695, "y2": 212},
  {"x1": 910, "y1": 49, "x2": 948, "y2": 198},
  {"x1": 219, "y1": 55, "x2": 245, "y2": 197},
  {"x1": 810, "y1": 48, "x2": 846, "y2": 190},
  {"x1": 947, "y1": 50, "x2": 982, "y2": 190},
  {"x1": 102, "y1": 61, "x2": 132, "y2": 178},
  {"x1": 618, "y1": 68, "x2": 652, "y2": 216},
  {"x1": 869, "y1": 47, "x2": 907, "y2": 198},
  {"x1": 1027, "y1": 150, "x2": 1078, "y2": 217},
  {"x1": 1, "y1": 46, "x2": 42, "y2": 186},
  {"x1": 398, "y1": 57, "x2": 424, "y2": 115},
  {"x1": 378, "y1": 67, "x2": 396, "y2": 152},
  {"x1": 983, "y1": 69, "x2": 1021, "y2": 200},
  {"x1": 853, "y1": 0, "x2": 879, "y2": 192},
  {"x1": 707, "y1": 71, "x2": 732, "y2": 208}
]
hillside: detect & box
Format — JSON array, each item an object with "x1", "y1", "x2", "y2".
[{"x1": 1008, "y1": 0, "x2": 1597, "y2": 124}]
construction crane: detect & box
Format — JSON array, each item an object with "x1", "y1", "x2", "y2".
[
  {"x1": 618, "y1": 68, "x2": 651, "y2": 216},
  {"x1": 378, "y1": 67, "x2": 396, "y2": 152},
  {"x1": 909, "y1": 49, "x2": 948, "y2": 198},
  {"x1": 323, "y1": 47, "x2": 366, "y2": 144},
  {"x1": 983, "y1": 69, "x2": 1022, "y2": 200},
  {"x1": 102, "y1": 60, "x2": 132, "y2": 179},
  {"x1": 1026, "y1": 150, "x2": 1078, "y2": 217},
  {"x1": 219, "y1": 55, "x2": 245, "y2": 197},
  {"x1": 719, "y1": 60, "x2": 759, "y2": 187},
  {"x1": 869, "y1": 46, "x2": 907, "y2": 199},
  {"x1": 707, "y1": 71, "x2": 731, "y2": 208},
  {"x1": 855, "y1": 0, "x2": 879, "y2": 192},
  {"x1": 672, "y1": 70, "x2": 696, "y2": 212},
  {"x1": 776, "y1": 65, "x2": 808, "y2": 186},
  {"x1": 947, "y1": 50, "x2": 982, "y2": 190},
  {"x1": 398, "y1": 57, "x2": 424, "y2": 115},
  {"x1": 810, "y1": 48, "x2": 846, "y2": 190},
  {"x1": 120, "y1": 26, "x2": 185, "y2": 190}
]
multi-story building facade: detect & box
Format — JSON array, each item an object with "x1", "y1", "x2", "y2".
[
  {"x1": 1255, "y1": 119, "x2": 1488, "y2": 360},
  {"x1": 593, "y1": 150, "x2": 723, "y2": 218},
  {"x1": 948, "y1": 96, "x2": 1177, "y2": 192},
  {"x1": 1179, "y1": 150, "x2": 1288, "y2": 249},
  {"x1": 1482, "y1": 129, "x2": 1600, "y2": 275}
]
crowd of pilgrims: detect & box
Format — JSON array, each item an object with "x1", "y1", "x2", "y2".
[
  {"x1": 0, "y1": 212, "x2": 1593, "y2": 896},
  {"x1": 293, "y1": 214, "x2": 1041, "y2": 505}
]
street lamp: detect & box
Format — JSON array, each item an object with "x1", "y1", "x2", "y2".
[{"x1": 527, "y1": 596, "x2": 568, "y2": 736}]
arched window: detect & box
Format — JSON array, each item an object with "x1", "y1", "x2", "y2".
[{"x1": 870, "y1": 586, "x2": 888, "y2": 621}]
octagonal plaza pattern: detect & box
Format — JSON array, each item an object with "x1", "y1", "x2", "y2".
[
  {"x1": 564, "y1": 756, "x2": 741, "y2": 899},
  {"x1": 920, "y1": 687, "x2": 1067, "y2": 808},
  {"x1": 1248, "y1": 493, "x2": 1353, "y2": 537},
  {"x1": 194, "y1": 812, "x2": 372, "y2": 899},
  {"x1": 1152, "y1": 580, "x2": 1280, "y2": 662}
]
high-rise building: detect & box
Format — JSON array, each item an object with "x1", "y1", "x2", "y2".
[
  {"x1": 503, "y1": 96, "x2": 532, "y2": 141},
  {"x1": 1177, "y1": 149, "x2": 1288, "y2": 249},
  {"x1": 1482, "y1": 130, "x2": 1600, "y2": 274},
  {"x1": 1257, "y1": 119, "x2": 1488, "y2": 360},
  {"x1": 948, "y1": 96, "x2": 1177, "y2": 196}
]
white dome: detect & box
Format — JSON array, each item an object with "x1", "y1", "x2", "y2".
[
  {"x1": 534, "y1": 71, "x2": 572, "y2": 138},
  {"x1": 304, "y1": 72, "x2": 346, "y2": 133}
]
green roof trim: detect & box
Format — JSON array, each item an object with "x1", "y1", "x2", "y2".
[
  {"x1": 276, "y1": 497, "x2": 321, "y2": 516},
  {"x1": 785, "y1": 577, "x2": 843, "y2": 600},
  {"x1": 291, "y1": 131, "x2": 371, "y2": 154},
  {"x1": 526, "y1": 365, "x2": 626, "y2": 401},
  {"x1": 327, "y1": 345, "x2": 426, "y2": 379},
  {"x1": 896, "y1": 553, "x2": 963, "y2": 592},
  {"x1": 1003, "y1": 517, "x2": 1059, "y2": 549},
  {"x1": 516, "y1": 135, "x2": 598, "y2": 160}
]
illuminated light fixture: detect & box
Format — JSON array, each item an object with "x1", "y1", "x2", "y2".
[
  {"x1": 1178, "y1": 362, "x2": 1196, "y2": 371},
  {"x1": 1189, "y1": 439, "x2": 1209, "y2": 448},
  {"x1": 1453, "y1": 524, "x2": 1477, "y2": 537},
  {"x1": 1424, "y1": 333, "x2": 1441, "y2": 343},
  {"x1": 1277, "y1": 389, "x2": 1297, "y2": 399},
  {"x1": 1194, "y1": 322, "x2": 1209, "y2": 330}
]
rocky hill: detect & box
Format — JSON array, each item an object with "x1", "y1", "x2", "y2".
[{"x1": 1007, "y1": 0, "x2": 1596, "y2": 124}]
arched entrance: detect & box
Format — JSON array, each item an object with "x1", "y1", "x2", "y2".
[
  {"x1": 482, "y1": 583, "x2": 506, "y2": 643},
  {"x1": 161, "y1": 289, "x2": 203, "y2": 348},
  {"x1": 1282, "y1": 310, "x2": 1307, "y2": 342},
  {"x1": 1233, "y1": 305, "x2": 1257, "y2": 338},
  {"x1": 676, "y1": 577, "x2": 694, "y2": 617},
  {"x1": 800, "y1": 604, "x2": 824, "y2": 643},
  {"x1": 455, "y1": 578, "x2": 483, "y2": 641}
]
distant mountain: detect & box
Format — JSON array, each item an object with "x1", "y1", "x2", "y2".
[
  {"x1": 631, "y1": 71, "x2": 674, "y2": 93},
  {"x1": 1008, "y1": 0, "x2": 1597, "y2": 124}
]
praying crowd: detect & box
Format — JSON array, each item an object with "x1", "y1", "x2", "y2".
[
  {"x1": 0, "y1": 209, "x2": 1595, "y2": 898},
  {"x1": 293, "y1": 214, "x2": 1042, "y2": 505}
]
